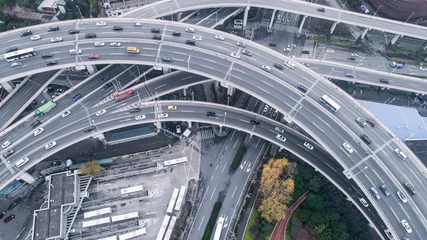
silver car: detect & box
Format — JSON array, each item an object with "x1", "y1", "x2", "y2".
[{"x1": 50, "y1": 37, "x2": 63, "y2": 43}]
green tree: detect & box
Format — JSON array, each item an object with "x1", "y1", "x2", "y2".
[{"x1": 79, "y1": 160, "x2": 104, "y2": 178}]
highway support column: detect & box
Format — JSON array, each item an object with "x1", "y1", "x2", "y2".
[
  {"x1": 183, "y1": 87, "x2": 187, "y2": 97},
  {"x1": 391, "y1": 34, "x2": 400, "y2": 45},
  {"x1": 1, "y1": 82, "x2": 14, "y2": 93},
  {"x1": 85, "y1": 65, "x2": 98, "y2": 75},
  {"x1": 16, "y1": 172, "x2": 36, "y2": 185},
  {"x1": 267, "y1": 9, "x2": 277, "y2": 32},
  {"x1": 163, "y1": 67, "x2": 172, "y2": 74},
  {"x1": 355, "y1": 28, "x2": 370, "y2": 44},
  {"x1": 227, "y1": 85, "x2": 235, "y2": 96},
  {"x1": 330, "y1": 22, "x2": 339, "y2": 35},
  {"x1": 155, "y1": 121, "x2": 162, "y2": 132},
  {"x1": 243, "y1": 6, "x2": 250, "y2": 28},
  {"x1": 297, "y1": 15, "x2": 308, "y2": 37}
]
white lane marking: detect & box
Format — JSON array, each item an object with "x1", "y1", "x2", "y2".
[
  {"x1": 409, "y1": 168, "x2": 423, "y2": 184},
  {"x1": 371, "y1": 168, "x2": 384, "y2": 183},
  {"x1": 398, "y1": 203, "x2": 411, "y2": 220},
  {"x1": 317, "y1": 116, "x2": 331, "y2": 127},
  {"x1": 409, "y1": 84, "x2": 419, "y2": 87},
  {"x1": 119, "y1": 119, "x2": 132, "y2": 122},
  {"x1": 261, "y1": 80, "x2": 274, "y2": 88},
  {"x1": 211, "y1": 175, "x2": 214, "y2": 181},
  {"x1": 198, "y1": 216, "x2": 205, "y2": 231},
  {"x1": 233, "y1": 138, "x2": 240, "y2": 149},
  {"x1": 222, "y1": 162, "x2": 227, "y2": 173},
  {"x1": 230, "y1": 74, "x2": 242, "y2": 80},
  {"x1": 181, "y1": 110, "x2": 194, "y2": 113},
  {"x1": 154, "y1": 84, "x2": 166, "y2": 90},
  {"x1": 173, "y1": 51, "x2": 187, "y2": 55},
  {"x1": 181, "y1": 76, "x2": 192, "y2": 81},
  {"x1": 225, "y1": 145, "x2": 229, "y2": 151},
  {"x1": 203, "y1": 58, "x2": 217, "y2": 63},
  {"x1": 234, "y1": 68, "x2": 246, "y2": 74},
  {"x1": 210, "y1": 187, "x2": 216, "y2": 200},
  {"x1": 389, "y1": 207, "x2": 400, "y2": 221},
  {"x1": 256, "y1": 86, "x2": 270, "y2": 94},
  {"x1": 140, "y1": 54, "x2": 154, "y2": 57},
  {"x1": 232, "y1": 186, "x2": 238, "y2": 198},
  {"x1": 143, "y1": 47, "x2": 157, "y2": 50},
  {"x1": 364, "y1": 174, "x2": 375, "y2": 186},
  {"x1": 201, "y1": 64, "x2": 214, "y2": 69},
  {"x1": 324, "y1": 162, "x2": 337, "y2": 172},
  {"x1": 311, "y1": 122, "x2": 324, "y2": 132}
]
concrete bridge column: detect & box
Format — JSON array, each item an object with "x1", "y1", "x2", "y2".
[
  {"x1": 163, "y1": 67, "x2": 171, "y2": 74},
  {"x1": 183, "y1": 87, "x2": 187, "y2": 97},
  {"x1": 243, "y1": 6, "x2": 250, "y2": 28},
  {"x1": 391, "y1": 34, "x2": 400, "y2": 45},
  {"x1": 360, "y1": 28, "x2": 370, "y2": 39},
  {"x1": 85, "y1": 65, "x2": 97, "y2": 75},
  {"x1": 330, "y1": 22, "x2": 339, "y2": 35},
  {"x1": 155, "y1": 122, "x2": 162, "y2": 132},
  {"x1": 187, "y1": 121, "x2": 191, "y2": 127},
  {"x1": 16, "y1": 172, "x2": 36, "y2": 184},
  {"x1": 249, "y1": 133, "x2": 253, "y2": 139},
  {"x1": 267, "y1": 9, "x2": 277, "y2": 32},
  {"x1": 1, "y1": 82, "x2": 14, "y2": 93},
  {"x1": 227, "y1": 85, "x2": 235, "y2": 96},
  {"x1": 215, "y1": 81, "x2": 220, "y2": 89},
  {"x1": 279, "y1": 147, "x2": 284, "y2": 152},
  {"x1": 177, "y1": 12, "x2": 182, "y2": 21},
  {"x1": 297, "y1": 15, "x2": 308, "y2": 36}
]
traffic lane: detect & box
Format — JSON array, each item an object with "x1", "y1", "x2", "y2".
[
  {"x1": 145, "y1": 72, "x2": 208, "y2": 94},
  {"x1": 198, "y1": 8, "x2": 238, "y2": 27},
  {"x1": 184, "y1": 9, "x2": 213, "y2": 25}
]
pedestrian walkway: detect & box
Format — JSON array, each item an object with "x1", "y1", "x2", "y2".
[{"x1": 196, "y1": 129, "x2": 215, "y2": 140}]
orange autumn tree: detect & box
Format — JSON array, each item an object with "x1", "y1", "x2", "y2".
[{"x1": 258, "y1": 158, "x2": 296, "y2": 223}]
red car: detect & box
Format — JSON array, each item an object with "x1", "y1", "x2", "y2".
[
  {"x1": 88, "y1": 54, "x2": 99, "y2": 59},
  {"x1": 4, "y1": 215, "x2": 14, "y2": 223},
  {"x1": 367, "y1": 119, "x2": 376, "y2": 127}
]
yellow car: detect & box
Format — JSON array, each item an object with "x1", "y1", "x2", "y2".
[
  {"x1": 283, "y1": 48, "x2": 291, "y2": 52},
  {"x1": 168, "y1": 106, "x2": 177, "y2": 110}
]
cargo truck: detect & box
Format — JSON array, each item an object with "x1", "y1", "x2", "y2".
[
  {"x1": 113, "y1": 89, "x2": 133, "y2": 102},
  {"x1": 35, "y1": 101, "x2": 56, "y2": 116}
]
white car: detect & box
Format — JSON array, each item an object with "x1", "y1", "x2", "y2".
[
  {"x1": 11, "y1": 62, "x2": 22, "y2": 68},
  {"x1": 96, "y1": 21, "x2": 107, "y2": 26},
  {"x1": 110, "y1": 42, "x2": 122, "y2": 47},
  {"x1": 343, "y1": 142, "x2": 353, "y2": 153},
  {"x1": 274, "y1": 126, "x2": 284, "y2": 133},
  {"x1": 397, "y1": 191, "x2": 408, "y2": 203},
  {"x1": 96, "y1": 109, "x2": 106, "y2": 116},
  {"x1": 401, "y1": 220, "x2": 412, "y2": 233},
  {"x1": 33, "y1": 128, "x2": 44, "y2": 136},
  {"x1": 176, "y1": 125, "x2": 181, "y2": 134},
  {"x1": 1, "y1": 141, "x2": 11, "y2": 149},
  {"x1": 420, "y1": 67, "x2": 427, "y2": 71},
  {"x1": 94, "y1": 42, "x2": 105, "y2": 47},
  {"x1": 186, "y1": 28, "x2": 195, "y2": 33},
  {"x1": 45, "y1": 141, "x2": 57, "y2": 150},
  {"x1": 135, "y1": 115, "x2": 146, "y2": 120},
  {"x1": 134, "y1": 22, "x2": 142, "y2": 27},
  {"x1": 62, "y1": 110, "x2": 71, "y2": 118},
  {"x1": 158, "y1": 113, "x2": 168, "y2": 118},
  {"x1": 31, "y1": 35, "x2": 41, "y2": 41},
  {"x1": 215, "y1": 35, "x2": 225, "y2": 41},
  {"x1": 230, "y1": 52, "x2": 240, "y2": 59},
  {"x1": 276, "y1": 134, "x2": 286, "y2": 142},
  {"x1": 284, "y1": 60, "x2": 295, "y2": 69},
  {"x1": 261, "y1": 65, "x2": 271, "y2": 72},
  {"x1": 192, "y1": 35, "x2": 202, "y2": 41},
  {"x1": 351, "y1": 53, "x2": 359, "y2": 57},
  {"x1": 304, "y1": 142, "x2": 314, "y2": 150},
  {"x1": 359, "y1": 198, "x2": 369, "y2": 207},
  {"x1": 50, "y1": 37, "x2": 63, "y2": 43},
  {"x1": 326, "y1": 49, "x2": 334, "y2": 53},
  {"x1": 263, "y1": 104, "x2": 269, "y2": 113}
]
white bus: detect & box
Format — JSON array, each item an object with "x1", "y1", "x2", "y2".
[
  {"x1": 156, "y1": 215, "x2": 171, "y2": 240},
  {"x1": 164, "y1": 216, "x2": 177, "y2": 240},
  {"x1": 320, "y1": 94, "x2": 341, "y2": 112},
  {"x1": 166, "y1": 188, "x2": 180, "y2": 214},
  {"x1": 174, "y1": 186, "x2": 187, "y2": 211},
  {"x1": 111, "y1": 212, "x2": 139, "y2": 223},
  {"x1": 84, "y1": 207, "x2": 112, "y2": 219},
  {"x1": 82, "y1": 217, "x2": 111, "y2": 228},
  {"x1": 4, "y1": 47, "x2": 37, "y2": 62},
  {"x1": 118, "y1": 228, "x2": 147, "y2": 240},
  {"x1": 213, "y1": 217, "x2": 225, "y2": 240},
  {"x1": 120, "y1": 185, "x2": 144, "y2": 195},
  {"x1": 163, "y1": 157, "x2": 188, "y2": 167}
]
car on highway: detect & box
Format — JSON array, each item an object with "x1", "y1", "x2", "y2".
[
  {"x1": 345, "y1": 73, "x2": 354, "y2": 78},
  {"x1": 348, "y1": 56, "x2": 356, "y2": 61},
  {"x1": 276, "y1": 134, "x2": 286, "y2": 142},
  {"x1": 33, "y1": 128, "x2": 44, "y2": 136},
  {"x1": 11, "y1": 62, "x2": 22, "y2": 68},
  {"x1": 250, "y1": 120, "x2": 260, "y2": 125},
  {"x1": 401, "y1": 220, "x2": 412, "y2": 233},
  {"x1": 168, "y1": 106, "x2": 177, "y2": 110},
  {"x1": 85, "y1": 33, "x2": 96, "y2": 38},
  {"x1": 151, "y1": 28, "x2": 160, "y2": 33},
  {"x1": 45, "y1": 141, "x2": 56, "y2": 150},
  {"x1": 420, "y1": 66, "x2": 427, "y2": 71},
  {"x1": 41, "y1": 53, "x2": 53, "y2": 58},
  {"x1": 351, "y1": 53, "x2": 358, "y2": 57},
  {"x1": 403, "y1": 182, "x2": 416, "y2": 195},
  {"x1": 94, "y1": 42, "x2": 105, "y2": 47},
  {"x1": 317, "y1": 7, "x2": 325, "y2": 12},
  {"x1": 176, "y1": 125, "x2": 181, "y2": 134},
  {"x1": 269, "y1": 42, "x2": 277, "y2": 47},
  {"x1": 62, "y1": 111, "x2": 71, "y2": 118},
  {"x1": 2, "y1": 141, "x2": 11, "y2": 148},
  {"x1": 133, "y1": 22, "x2": 142, "y2": 27},
  {"x1": 379, "y1": 79, "x2": 390, "y2": 84},
  {"x1": 326, "y1": 49, "x2": 334, "y2": 53},
  {"x1": 135, "y1": 115, "x2": 146, "y2": 120},
  {"x1": 215, "y1": 35, "x2": 225, "y2": 41},
  {"x1": 110, "y1": 42, "x2": 121, "y2": 47},
  {"x1": 261, "y1": 65, "x2": 271, "y2": 72},
  {"x1": 274, "y1": 63, "x2": 284, "y2": 70},
  {"x1": 274, "y1": 126, "x2": 284, "y2": 133},
  {"x1": 158, "y1": 113, "x2": 168, "y2": 118},
  {"x1": 369, "y1": 187, "x2": 381, "y2": 200},
  {"x1": 283, "y1": 48, "x2": 291, "y2": 52},
  {"x1": 96, "y1": 109, "x2": 107, "y2": 116},
  {"x1": 88, "y1": 54, "x2": 100, "y2": 60},
  {"x1": 83, "y1": 126, "x2": 96, "y2": 132},
  {"x1": 379, "y1": 184, "x2": 390, "y2": 196},
  {"x1": 192, "y1": 35, "x2": 202, "y2": 41},
  {"x1": 185, "y1": 28, "x2": 195, "y2": 33},
  {"x1": 3, "y1": 149, "x2": 14, "y2": 158},
  {"x1": 356, "y1": 117, "x2": 367, "y2": 127},
  {"x1": 101, "y1": 75, "x2": 109, "y2": 81},
  {"x1": 4, "y1": 215, "x2": 14, "y2": 223},
  {"x1": 297, "y1": 85, "x2": 308, "y2": 93},
  {"x1": 366, "y1": 119, "x2": 375, "y2": 127},
  {"x1": 342, "y1": 142, "x2": 353, "y2": 153},
  {"x1": 230, "y1": 52, "x2": 240, "y2": 59},
  {"x1": 31, "y1": 120, "x2": 41, "y2": 128},
  {"x1": 50, "y1": 37, "x2": 63, "y2": 43},
  {"x1": 359, "y1": 198, "x2": 369, "y2": 207},
  {"x1": 206, "y1": 112, "x2": 216, "y2": 117},
  {"x1": 302, "y1": 50, "x2": 310, "y2": 54},
  {"x1": 284, "y1": 61, "x2": 295, "y2": 69},
  {"x1": 6, "y1": 46, "x2": 18, "y2": 53},
  {"x1": 394, "y1": 148, "x2": 407, "y2": 160},
  {"x1": 236, "y1": 41, "x2": 245, "y2": 47},
  {"x1": 150, "y1": 34, "x2": 161, "y2": 40},
  {"x1": 162, "y1": 57, "x2": 173, "y2": 62},
  {"x1": 31, "y1": 35, "x2": 41, "y2": 41},
  {"x1": 129, "y1": 108, "x2": 141, "y2": 113},
  {"x1": 96, "y1": 21, "x2": 107, "y2": 26},
  {"x1": 113, "y1": 26, "x2": 123, "y2": 31},
  {"x1": 242, "y1": 49, "x2": 252, "y2": 56},
  {"x1": 172, "y1": 31, "x2": 181, "y2": 36},
  {"x1": 360, "y1": 134, "x2": 372, "y2": 144},
  {"x1": 20, "y1": 30, "x2": 32, "y2": 37},
  {"x1": 72, "y1": 94, "x2": 82, "y2": 101},
  {"x1": 68, "y1": 29, "x2": 79, "y2": 34},
  {"x1": 304, "y1": 142, "x2": 314, "y2": 150},
  {"x1": 397, "y1": 191, "x2": 408, "y2": 203},
  {"x1": 46, "y1": 60, "x2": 58, "y2": 66},
  {"x1": 185, "y1": 40, "x2": 196, "y2": 45},
  {"x1": 103, "y1": 82, "x2": 112, "y2": 89}
]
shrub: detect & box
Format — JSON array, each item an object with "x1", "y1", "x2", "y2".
[
  {"x1": 202, "y1": 202, "x2": 222, "y2": 240},
  {"x1": 231, "y1": 145, "x2": 247, "y2": 170},
  {"x1": 250, "y1": 226, "x2": 260, "y2": 235}
]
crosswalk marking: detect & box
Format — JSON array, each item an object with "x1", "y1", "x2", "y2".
[{"x1": 196, "y1": 130, "x2": 215, "y2": 140}]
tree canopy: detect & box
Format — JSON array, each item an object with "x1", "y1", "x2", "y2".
[{"x1": 79, "y1": 160, "x2": 104, "y2": 178}]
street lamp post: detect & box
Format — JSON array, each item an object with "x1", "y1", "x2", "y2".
[
  {"x1": 327, "y1": 68, "x2": 334, "y2": 80},
  {"x1": 76, "y1": 6, "x2": 84, "y2": 19},
  {"x1": 374, "y1": 5, "x2": 382, "y2": 17},
  {"x1": 353, "y1": 166, "x2": 368, "y2": 177},
  {"x1": 405, "y1": 12, "x2": 415, "y2": 24}
]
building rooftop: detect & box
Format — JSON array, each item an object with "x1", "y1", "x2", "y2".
[{"x1": 50, "y1": 173, "x2": 75, "y2": 207}]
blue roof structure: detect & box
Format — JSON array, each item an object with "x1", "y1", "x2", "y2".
[{"x1": 358, "y1": 100, "x2": 427, "y2": 141}]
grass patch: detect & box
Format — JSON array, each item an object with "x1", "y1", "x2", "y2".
[
  {"x1": 202, "y1": 201, "x2": 222, "y2": 240},
  {"x1": 243, "y1": 208, "x2": 259, "y2": 240},
  {"x1": 243, "y1": 208, "x2": 273, "y2": 240},
  {"x1": 231, "y1": 145, "x2": 247, "y2": 171}
]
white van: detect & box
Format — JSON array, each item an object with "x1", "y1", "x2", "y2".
[
  {"x1": 69, "y1": 49, "x2": 82, "y2": 55},
  {"x1": 394, "y1": 148, "x2": 407, "y2": 160},
  {"x1": 15, "y1": 157, "x2": 29, "y2": 168}
]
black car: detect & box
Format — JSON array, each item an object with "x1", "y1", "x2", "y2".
[
  {"x1": 348, "y1": 56, "x2": 356, "y2": 60},
  {"x1": 360, "y1": 134, "x2": 372, "y2": 144},
  {"x1": 3, "y1": 149, "x2": 14, "y2": 158},
  {"x1": 48, "y1": 26, "x2": 59, "y2": 32},
  {"x1": 46, "y1": 60, "x2": 58, "y2": 66},
  {"x1": 31, "y1": 120, "x2": 41, "y2": 128},
  {"x1": 85, "y1": 33, "x2": 97, "y2": 38},
  {"x1": 130, "y1": 108, "x2": 141, "y2": 113},
  {"x1": 317, "y1": 8, "x2": 325, "y2": 12},
  {"x1": 101, "y1": 75, "x2": 109, "y2": 81},
  {"x1": 6, "y1": 47, "x2": 18, "y2": 53},
  {"x1": 152, "y1": 35, "x2": 162, "y2": 40},
  {"x1": 250, "y1": 120, "x2": 260, "y2": 125},
  {"x1": 113, "y1": 26, "x2": 123, "y2": 31},
  {"x1": 41, "y1": 53, "x2": 53, "y2": 58},
  {"x1": 274, "y1": 63, "x2": 284, "y2": 70},
  {"x1": 103, "y1": 82, "x2": 112, "y2": 89},
  {"x1": 172, "y1": 31, "x2": 181, "y2": 36},
  {"x1": 403, "y1": 182, "x2": 416, "y2": 195},
  {"x1": 206, "y1": 112, "x2": 216, "y2": 117},
  {"x1": 302, "y1": 50, "x2": 310, "y2": 54},
  {"x1": 269, "y1": 42, "x2": 277, "y2": 47},
  {"x1": 20, "y1": 30, "x2": 32, "y2": 37},
  {"x1": 379, "y1": 184, "x2": 390, "y2": 196},
  {"x1": 162, "y1": 57, "x2": 173, "y2": 62},
  {"x1": 185, "y1": 40, "x2": 196, "y2": 45},
  {"x1": 68, "y1": 29, "x2": 79, "y2": 34},
  {"x1": 83, "y1": 126, "x2": 96, "y2": 132},
  {"x1": 151, "y1": 28, "x2": 160, "y2": 33},
  {"x1": 379, "y1": 79, "x2": 390, "y2": 84},
  {"x1": 297, "y1": 85, "x2": 308, "y2": 93}
]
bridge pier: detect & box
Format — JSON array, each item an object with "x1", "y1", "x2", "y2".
[
  {"x1": 391, "y1": 34, "x2": 400, "y2": 45},
  {"x1": 183, "y1": 87, "x2": 187, "y2": 97},
  {"x1": 249, "y1": 133, "x2": 253, "y2": 139},
  {"x1": 355, "y1": 28, "x2": 370, "y2": 44},
  {"x1": 177, "y1": 12, "x2": 182, "y2": 21},
  {"x1": 267, "y1": 9, "x2": 277, "y2": 32},
  {"x1": 279, "y1": 147, "x2": 284, "y2": 152},
  {"x1": 226, "y1": 85, "x2": 235, "y2": 96},
  {"x1": 330, "y1": 22, "x2": 339, "y2": 35},
  {"x1": 215, "y1": 81, "x2": 220, "y2": 89},
  {"x1": 16, "y1": 172, "x2": 36, "y2": 185},
  {"x1": 163, "y1": 67, "x2": 172, "y2": 74},
  {"x1": 85, "y1": 65, "x2": 97, "y2": 75},
  {"x1": 243, "y1": 6, "x2": 250, "y2": 28},
  {"x1": 297, "y1": 15, "x2": 308, "y2": 37},
  {"x1": 155, "y1": 121, "x2": 162, "y2": 132},
  {"x1": 1, "y1": 82, "x2": 14, "y2": 93}
]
